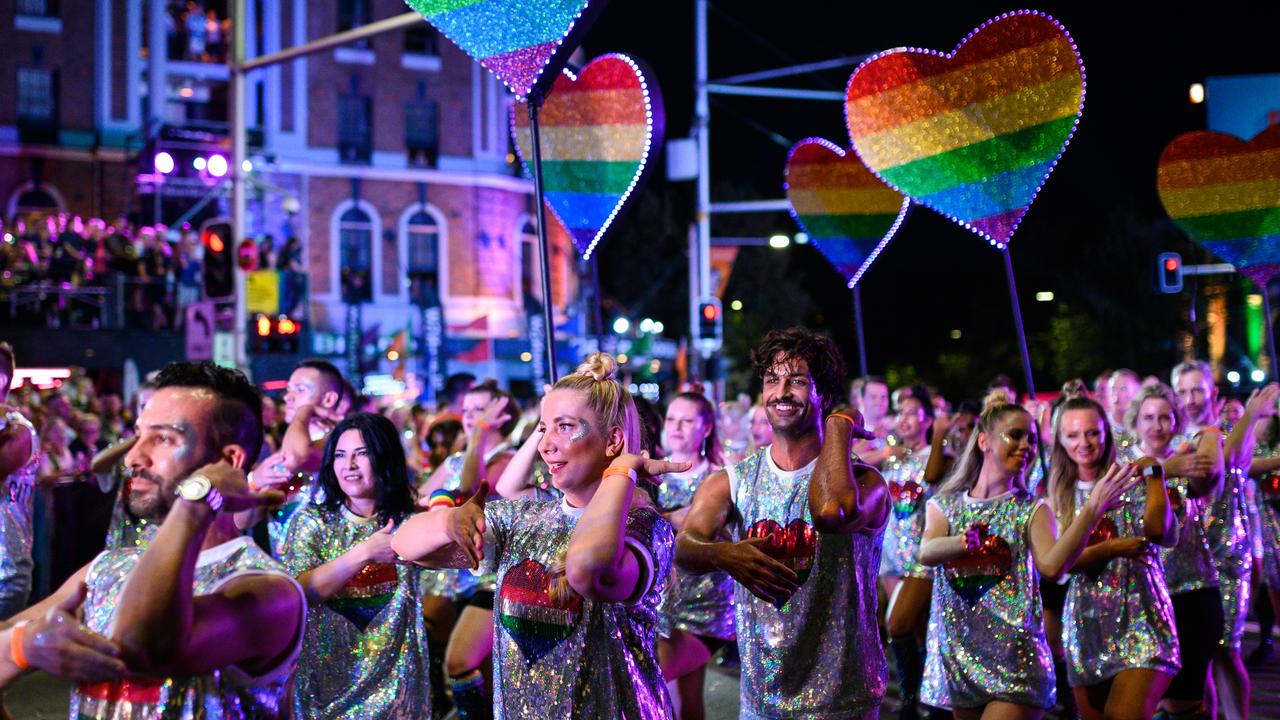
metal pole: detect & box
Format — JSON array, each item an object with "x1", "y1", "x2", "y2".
[
  {"x1": 1264, "y1": 287, "x2": 1279, "y2": 380},
  {"x1": 852, "y1": 285, "x2": 868, "y2": 377},
  {"x1": 713, "y1": 56, "x2": 869, "y2": 85},
  {"x1": 526, "y1": 97, "x2": 560, "y2": 382},
  {"x1": 687, "y1": 223, "x2": 700, "y2": 381},
  {"x1": 706, "y1": 84, "x2": 844, "y2": 102},
  {"x1": 1001, "y1": 246, "x2": 1048, "y2": 479},
  {"x1": 241, "y1": 12, "x2": 423, "y2": 71},
  {"x1": 231, "y1": 0, "x2": 248, "y2": 368},
  {"x1": 695, "y1": 0, "x2": 711, "y2": 358}
]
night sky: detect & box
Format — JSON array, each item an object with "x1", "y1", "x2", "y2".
[{"x1": 570, "y1": 2, "x2": 1278, "y2": 398}]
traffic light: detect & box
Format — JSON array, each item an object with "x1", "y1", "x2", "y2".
[
  {"x1": 1157, "y1": 252, "x2": 1183, "y2": 294},
  {"x1": 202, "y1": 221, "x2": 234, "y2": 298},
  {"x1": 250, "y1": 314, "x2": 303, "y2": 354},
  {"x1": 698, "y1": 297, "x2": 723, "y2": 351}
]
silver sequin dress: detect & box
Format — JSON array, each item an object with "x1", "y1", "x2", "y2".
[
  {"x1": 1063, "y1": 480, "x2": 1180, "y2": 686},
  {"x1": 922, "y1": 490, "x2": 1055, "y2": 711},
  {"x1": 70, "y1": 537, "x2": 306, "y2": 719},
  {"x1": 282, "y1": 504, "x2": 430, "y2": 719},
  {"x1": 478, "y1": 496, "x2": 673, "y2": 719},
  {"x1": 656, "y1": 460, "x2": 735, "y2": 641},
  {"x1": 1253, "y1": 444, "x2": 1280, "y2": 587},
  {"x1": 1202, "y1": 464, "x2": 1252, "y2": 650},
  {"x1": 880, "y1": 445, "x2": 933, "y2": 578},
  {"x1": 0, "y1": 409, "x2": 38, "y2": 618},
  {"x1": 726, "y1": 447, "x2": 887, "y2": 720}
]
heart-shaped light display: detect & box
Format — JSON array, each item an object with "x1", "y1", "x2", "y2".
[
  {"x1": 845, "y1": 11, "x2": 1085, "y2": 248},
  {"x1": 497, "y1": 559, "x2": 583, "y2": 664},
  {"x1": 403, "y1": 0, "x2": 606, "y2": 102},
  {"x1": 747, "y1": 518, "x2": 818, "y2": 609},
  {"x1": 1157, "y1": 124, "x2": 1280, "y2": 286},
  {"x1": 943, "y1": 522, "x2": 1012, "y2": 605},
  {"x1": 512, "y1": 53, "x2": 665, "y2": 259},
  {"x1": 785, "y1": 138, "x2": 910, "y2": 287},
  {"x1": 889, "y1": 479, "x2": 926, "y2": 521}
]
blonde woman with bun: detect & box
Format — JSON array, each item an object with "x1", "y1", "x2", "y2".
[
  {"x1": 1047, "y1": 381, "x2": 1178, "y2": 720},
  {"x1": 919, "y1": 391, "x2": 1139, "y2": 719},
  {"x1": 393, "y1": 353, "x2": 682, "y2": 719}
]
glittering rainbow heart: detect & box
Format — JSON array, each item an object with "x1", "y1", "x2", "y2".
[
  {"x1": 943, "y1": 523, "x2": 1011, "y2": 605},
  {"x1": 403, "y1": 0, "x2": 606, "y2": 102},
  {"x1": 1157, "y1": 124, "x2": 1280, "y2": 286},
  {"x1": 512, "y1": 53, "x2": 665, "y2": 259},
  {"x1": 889, "y1": 480, "x2": 925, "y2": 521},
  {"x1": 497, "y1": 559, "x2": 583, "y2": 664},
  {"x1": 1259, "y1": 472, "x2": 1280, "y2": 513},
  {"x1": 747, "y1": 519, "x2": 817, "y2": 609},
  {"x1": 327, "y1": 562, "x2": 398, "y2": 632},
  {"x1": 845, "y1": 10, "x2": 1085, "y2": 247},
  {"x1": 1087, "y1": 516, "x2": 1119, "y2": 546},
  {"x1": 784, "y1": 138, "x2": 910, "y2": 287}
]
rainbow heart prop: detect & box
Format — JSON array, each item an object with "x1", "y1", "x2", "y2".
[
  {"x1": 784, "y1": 138, "x2": 910, "y2": 287},
  {"x1": 497, "y1": 559, "x2": 583, "y2": 664},
  {"x1": 512, "y1": 53, "x2": 665, "y2": 259},
  {"x1": 943, "y1": 523, "x2": 1011, "y2": 605},
  {"x1": 889, "y1": 479, "x2": 926, "y2": 521},
  {"x1": 1157, "y1": 124, "x2": 1280, "y2": 286},
  {"x1": 403, "y1": 0, "x2": 606, "y2": 102},
  {"x1": 327, "y1": 562, "x2": 398, "y2": 632},
  {"x1": 845, "y1": 11, "x2": 1085, "y2": 247},
  {"x1": 747, "y1": 519, "x2": 817, "y2": 608}
]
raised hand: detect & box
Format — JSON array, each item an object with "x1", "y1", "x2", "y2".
[
  {"x1": 358, "y1": 519, "x2": 399, "y2": 565},
  {"x1": 190, "y1": 463, "x2": 286, "y2": 513},
  {"x1": 446, "y1": 482, "x2": 489, "y2": 569},
  {"x1": 1162, "y1": 452, "x2": 1212, "y2": 480},
  {"x1": 717, "y1": 537, "x2": 800, "y2": 606},
  {"x1": 1084, "y1": 462, "x2": 1141, "y2": 516},
  {"x1": 1246, "y1": 384, "x2": 1280, "y2": 420},
  {"x1": 476, "y1": 395, "x2": 513, "y2": 435},
  {"x1": 825, "y1": 404, "x2": 876, "y2": 440},
  {"x1": 250, "y1": 450, "x2": 293, "y2": 489},
  {"x1": 608, "y1": 453, "x2": 692, "y2": 483},
  {"x1": 22, "y1": 584, "x2": 126, "y2": 683}
]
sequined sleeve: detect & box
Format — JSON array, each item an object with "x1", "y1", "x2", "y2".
[
  {"x1": 622, "y1": 506, "x2": 675, "y2": 605},
  {"x1": 279, "y1": 504, "x2": 328, "y2": 576},
  {"x1": 477, "y1": 498, "x2": 539, "y2": 576}
]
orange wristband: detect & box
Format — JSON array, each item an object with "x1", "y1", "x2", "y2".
[
  {"x1": 10, "y1": 621, "x2": 29, "y2": 671},
  {"x1": 603, "y1": 466, "x2": 638, "y2": 484},
  {"x1": 828, "y1": 413, "x2": 858, "y2": 427},
  {"x1": 475, "y1": 419, "x2": 491, "y2": 432}
]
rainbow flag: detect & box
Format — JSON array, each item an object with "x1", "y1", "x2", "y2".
[
  {"x1": 404, "y1": 0, "x2": 604, "y2": 101},
  {"x1": 1157, "y1": 124, "x2": 1280, "y2": 286},
  {"x1": 513, "y1": 54, "x2": 664, "y2": 259},
  {"x1": 845, "y1": 11, "x2": 1084, "y2": 246},
  {"x1": 785, "y1": 138, "x2": 909, "y2": 287}
]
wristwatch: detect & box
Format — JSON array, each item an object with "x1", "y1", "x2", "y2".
[{"x1": 176, "y1": 475, "x2": 225, "y2": 512}]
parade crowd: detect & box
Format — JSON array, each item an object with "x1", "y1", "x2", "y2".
[{"x1": 0, "y1": 332, "x2": 1275, "y2": 720}]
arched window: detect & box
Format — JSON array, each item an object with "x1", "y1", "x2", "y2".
[
  {"x1": 338, "y1": 205, "x2": 373, "y2": 303},
  {"x1": 405, "y1": 209, "x2": 440, "y2": 306},
  {"x1": 6, "y1": 181, "x2": 65, "y2": 219},
  {"x1": 519, "y1": 218, "x2": 538, "y2": 301}
]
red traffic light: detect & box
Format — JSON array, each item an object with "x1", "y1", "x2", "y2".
[
  {"x1": 277, "y1": 316, "x2": 298, "y2": 335},
  {"x1": 255, "y1": 315, "x2": 271, "y2": 337},
  {"x1": 701, "y1": 303, "x2": 720, "y2": 321},
  {"x1": 202, "y1": 231, "x2": 225, "y2": 253},
  {"x1": 1164, "y1": 257, "x2": 1179, "y2": 272}
]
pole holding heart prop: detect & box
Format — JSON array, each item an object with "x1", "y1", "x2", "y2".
[
  {"x1": 784, "y1": 138, "x2": 910, "y2": 375},
  {"x1": 404, "y1": 0, "x2": 610, "y2": 380},
  {"x1": 845, "y1": 10, "x2": 1086, "y2": 406},
  {"x1": 1157, "y1": 124, "x2": 1280, "y2": 376}
]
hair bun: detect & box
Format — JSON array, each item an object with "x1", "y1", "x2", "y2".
[
  {"x1": 982, "y1": 388, "x2": 1015, "y2": 412},
  {"x1": 1060, "y1": 379, "x2": 1088, "y2": 400},
  {"x1": 573, "y1": 353, "x2": 619, "y2": 383}
]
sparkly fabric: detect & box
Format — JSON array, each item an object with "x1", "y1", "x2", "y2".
[
  {"x1": 1202, "y1": 466, "x2": 1252, "y2": 649},
  {"x1": 1063, "y1": 479, "x2": 1180, "y2": 686},
  {"x1": 1156, "y1": 124, "x2": 1280, "y2": 287},
  {"x1": 784, "y1": 138, "x2": 909, "y2": 286},
  {"x1": 512, "y1": 54, "x2": 662, "y2": 259},
  {"x1": 282, "y1": 505, "x2": 430, "y2": 719},
  {"x1": 477, "y1": 496, "x2": 673, "y2": 719},
  {"x1": 727, "y1": 446, "x2": 886, "y2": 719},
  {"x1": 656, "y1": 461, "x2": 734, "y2": 641},
  {"x1": 71, "y1": 537, "x2": 305, "y2": 719},
  {"x1": 266, "y1": 474, "x2": 319, "y2": 558},
  {"x1": 0, "y1": 409, "x2": 38, "y2": 618},
  {"x1": 1254, "y1": 444, "x2": 1280, "y2": 587},
  {"x1": 845, "y1": 11, "x2": 1085, "y2": 245},
  {"x1": 103, "y1": 467, "x2": 157, "y2": 551},
  {"x1": 880, "y1": 446, "x2": 933, "y2": 578},
  {"x1": 922, "y1": 491, "x2": 1055, "y2": 710},
  {"x1": 420, "y1": 453, "x2": 484, "y2": 599}
]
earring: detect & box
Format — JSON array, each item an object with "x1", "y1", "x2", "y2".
[{"x1": 605, "y1": 449, "x2": 616, "y2": 458}]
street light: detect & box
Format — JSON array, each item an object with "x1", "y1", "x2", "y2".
[
  {"x1": 1035, "y1": 291, "x2": 1054, "y2": 302},
  {"x1": 768, "y1": 234, "x2": 790, "y2": 249},
  {"x1": 1227, "y1": 370, "x2": 1241, "y2": 384},
  {"x1": 154, "y1": 152, "x2": 175, "y2": 175},
  {"x1": 1251, "y1": 369, "x2": 1266, "y2": 383},
  {"x1": 794, "y1": 232, "x2": 809, "y2": 245},
  {"x1": 730, "y1": 299, "x2": 743, "y2": 311},
  {"x1": 1189, "y1": 83, "x2": 1205, "y2": 104},
  {"x1": 207, "y1": 154, "x2": 229, "y2": 178},
  {"x1": 612, "y1": 317, "x2": 631, "y2": 334},
  {"x1": 639, "y1": 318, "x2": 655, "y2": 333}
]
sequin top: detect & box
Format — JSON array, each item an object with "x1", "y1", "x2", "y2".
[
  {"x1": 1121, "y1": 441, "x2": 1219, "y2": 594},
  {"x1": 71, "y1": 537, "x2": 306, "y2": 720},
  {"x1": 266, "y1": 475, "x2": 319, "y2": 558},
  {"x1": 420, "y1": 452, "x2": 484, "y2": 599},
  {"x1": 478, "y1": 496, "x2": 674, "y2": 719},
  {"x1": 1063, "y1": 479, "x2": 1180, "y2": 687},
  {"x1": 1252, "y1": 444, "x2": 1280, "y2": 588},
  {"x1": 727, "y1": 447, "x2": 887, "y2": 720},
  {"x1": 880, "y1": 445, "x2": 933, "y2": 578},
  {"x1": 922, "y1": 490, "x2": 1055, "y2": 710},
  {"x1": 657, "y1": 460, "x2": 735, "y2": 641},
  {"x1": 283, "y1": 504, "x2": 430, "y2": 719},
  {"x1": 0, "y1": 409, "x2": 37, "y2": 617},
  {"x1": 1201, "y1": 465, "x2": 1252, "y2": 581}
]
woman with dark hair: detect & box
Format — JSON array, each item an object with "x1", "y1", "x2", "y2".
[
  {"x1": 282, "y1": 412, "x2": 429, "y2": 719},
  {"x1": 919, "y1": 391, "x2": 1136, "y2": 719},
  {"x1": 656, "y1": 391, "x2": 730, "y2": 720},
  {"x1": 1047, "y1": 381, "x2": 1178, "y2": 720}
]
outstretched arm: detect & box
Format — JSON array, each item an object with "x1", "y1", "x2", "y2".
[{"x1": 809, "y1": 408, "x2": 889, "y2": 535}]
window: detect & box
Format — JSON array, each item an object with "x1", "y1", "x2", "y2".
[
  {"x1": 338, "y1": 93, "x2": 372, "y2": 164},
  {"x1": 338, "y1": 206, "x2": 373, "y2": 303},
  {"x1": 404, "y1": 25, "x2": 438, "y2": 56},
  {"x1": 13, "y1": 186, "x2": 61, "y2": 216},
  {"x1": 16, "y1": 66, "x2": 57, "y2": 142},
  {"x1": 406, "y1": 209, "x2": 440, "y2": 306},
  {"x1": 337, "y1": 0, "x2": 371, "y2": 48},
  {"x1": 405, "y1": 99, "x2": 439, "y2": 168},
  {"x1": 520, "y1": 219, "x2": 538, "y2": 300}
]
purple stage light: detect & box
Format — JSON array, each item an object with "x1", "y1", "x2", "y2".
[{"x1": 207, "y1": 154, "x2": 228, "y2": 178}]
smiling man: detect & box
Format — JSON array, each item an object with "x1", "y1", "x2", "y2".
[{"x1": 675, "y1": 328, "x2": 889, "y2": 719}]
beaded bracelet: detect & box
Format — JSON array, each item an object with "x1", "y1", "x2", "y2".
[{"x1": 10, "y1": 621, "x2": 29, "y2": 671}]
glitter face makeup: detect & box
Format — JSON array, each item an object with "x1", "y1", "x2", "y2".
[{"x1": 568, "y1": 418, "x2": 591, "y2": 444}]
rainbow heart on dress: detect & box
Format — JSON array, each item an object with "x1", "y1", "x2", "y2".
[
  {"x1": 747, "y1": 519, "x2": 818, "y2": 609},
  {"x1": 944, "y1": 523, "x2": 1011, "y2": 605},
  {"x1": 497, "y1": 559, "x2": 583, "y2": 664},
  {"x1": 403, "y1": 0, "x2": 605, "y2": 102},
  {"x1": 1157, "y1": 124, "x2": 1280, "y2": 286},
  {"x1": 1260, "y1": 473, "x2": 1280, "y2": 513},
  {"x1": 889, "y1": 480, "x2": 925, "y2": 521},
  {"x1": 327, "y1": 562, "x2": 398, "y2": 632},
  {"x1": 512, "y1": 53, "x2": 665, "y2": 259},
  {"x1": 845, "y1": 11, "x2": 1084, "y2": 247},
  {"x1": 1087, "y1": 516, "x2": 1119, "y2": 546},
  {"x1": 784, "y1": 138, "x2": 910, "y2": 287}
]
